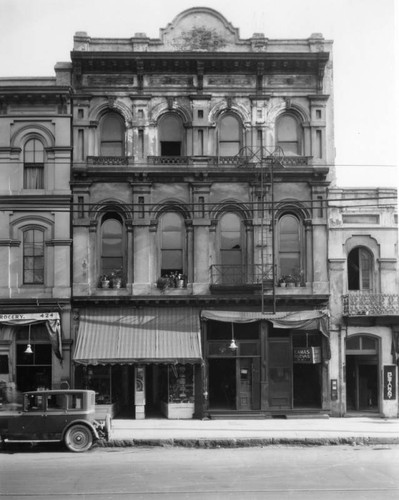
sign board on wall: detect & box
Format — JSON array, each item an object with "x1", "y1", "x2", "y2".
[
  {"x1": 383, "y1": 365, "x2": 396, "y2": 400},
  {"x1": 293, "y1": 347, "x2": 321, "y2": 364}
]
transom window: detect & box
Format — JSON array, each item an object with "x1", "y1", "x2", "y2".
[
  {"x1": 348, "y1": 247, "x2": 372, "y2": 291},
  {"x1": 276, "y1": 114, "x2": 302, "y2": 156},
  {"x1": 100, "y1": 112, "x2": 125, "y2": 156},
  {"x1": 219, "y1": 114, "x2": 241, "y2": 156},
  {"x1": 23, "y1": 229, "x2": 44, "y2": 284},
  {"x1": 278, "y1": 214, "x2": 301, "y2": 277},
  {"x1": 159, "y1": 115, "x2": 184, "y2": 156},
  {"x1": 101, "y1": 213, "x2": 124, "y2": 276},
  {"x1": 160, "y1": 212, "x2": 184, "y2": 275},
  {"x1": 24, "y1": 139, "x2": 44, "y2": 189}
]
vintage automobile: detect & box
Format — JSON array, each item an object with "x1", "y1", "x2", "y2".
[{"x1": 0, "y1": 389, "x2": 108, "y2": 452}]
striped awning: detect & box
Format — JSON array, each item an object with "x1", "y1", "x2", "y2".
[{"x1": 73, "y1": 307, "x2": 202, "y2": 365}]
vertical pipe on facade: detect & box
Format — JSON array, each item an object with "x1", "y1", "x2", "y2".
[{"x1": 69, "y1": 94, "x2": 74, "y2": 290}]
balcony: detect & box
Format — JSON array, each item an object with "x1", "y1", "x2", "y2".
[
  {"x1": 87, "y1": 156, "x2": 129, "y2": 166},
  {"x1": 342, "y1": 292, "x2": 399, "y2": 317},
  {"x1": 210, "y1": 264, "x2": 274, "y2": 292}
]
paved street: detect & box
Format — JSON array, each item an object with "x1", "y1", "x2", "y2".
[{"x1": 1, "y1": 445, "x2": 398, "y2": 499}]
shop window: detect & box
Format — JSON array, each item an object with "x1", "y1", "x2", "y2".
[
  {"x1": 100, "y1": 112, "x2": 125, "y2": 156},
  {"x1": 348, "y1": 247, "x2": 372, "y2": 291},
  {"x1": 158, "y1": 114, "x2": 184, "y2": 156},
  {"x1": 100, "y1": 213, "x2": 124, "y2": 280},
  {"x1": 24, "y1": 139, "x2": 44, "y2": 189},
  {"x1": 16, "y1": 326, "x2": 52, "y2": 392},
  {"x1": 276, "y1": 114, "x2": 302, "y2": 155},
  {"x1": 278, "y1": 214, "x2": 302, "y2": 278},
  {"x1": 218, "y1": 114, "x2": 241, "y2": 156},
  {"x1": 160, "y1": 212, "x2": 184, "y2": 276},
  {"x1": 23, "y1": 228, "x2": 44, "y2": 284}
]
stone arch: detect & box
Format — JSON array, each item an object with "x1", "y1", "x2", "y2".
[
  {"x1": 150, "y1": 101, "x2": 192, "y2": 125},
  {"x1": 151, "y1": 200, "x2": 192, "y2": 222},
  {"x1": 275, "y1": 200, "x2": 311, "y2": 221},
  {"x1": 11, "y1": 124, "x2": 55, "y2": 150},
  {"x1": 210, "y1": 200, "x2": 252, "y2": 221},
  {"x1": 209, "y1": 101, "x2": 249, "y2": 127},
  {"x1": 89, "y1": 199, "x2": 132, "y2": 221},
  {"x1": 344, "y1": 235, "x2": 380, "y2": 260},
  {"x1": 88, "y1": 100, "x2": 132, "y2": 125}
]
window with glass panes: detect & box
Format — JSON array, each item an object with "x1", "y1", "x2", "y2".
[
  {"x1": 219, "y1": 115, "x2": 241, "y2": 156},
  {"x1": 23, "y1": 229, "x2": 44, "y2": 284},
  {"x1": 160, "y1": 213, "x2": 184, "y2": 274},
  {"x1": 24, "y1": 139, "x2": 44, "y2": 189},
  {"x1": 159, "y1": 114, "x2": 183, "y2": 156},
  {"x1": 278, "y1": 214, "x2": 301, "y2": 277},
  {"x1": 276, "y1": 114, "x2": 301, "y2": 155},
  {"x1": 100, "y1": 112, "x2": 125, "y2": 156},
  {"x1": 101, "y1": 213, "x2": 124, "y2": 276},
  {"x1": 348, "y1": 247, "x2": 372, "y2": 290}
]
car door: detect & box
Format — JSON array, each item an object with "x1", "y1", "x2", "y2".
[{"x1": 8, "y1": 394, "x2": 45, "y2": 440}]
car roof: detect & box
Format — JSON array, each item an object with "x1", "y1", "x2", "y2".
[{"x1": 24, "y1": 389, "x2": 94, "y2": 396}]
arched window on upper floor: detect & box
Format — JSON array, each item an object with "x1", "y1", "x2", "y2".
[
  {"x1": 276, "y1": 114, "x2": 303, "y2": 156},
  {"x1": 23, "y1": 228, "x2": 44, "y2": 284},
  {"x1": 216, "y1": 212, "x2": 244, "y2": 284},
  {"x1": 348, "y1": 247, "x2": 373, "y2": 291},
  {"x1": 278, "y1": 213, "x2": 302, "y2": 280},
  {"x1": 24, "y1": 139, "x2": 44, "y2": 189},
  {"x1": 100, "y1": 213, "x2": 125, "y2": 285},
  {"x1": 218, "y1": 114, "x2": 241, "y2": 156},
  {"x1": 100, "y1": 112, "x2": 125, "y2": 156},
  {"x1": 160, "y1": 212, "x2": 185, "y2": 277},
  {"x1": 158, "y1": 114, "x2": 184, "y2": 156}
]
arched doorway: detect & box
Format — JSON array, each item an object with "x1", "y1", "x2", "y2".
[{"x1": 346, "y1": 335, "x2": 379, "y2": 413}]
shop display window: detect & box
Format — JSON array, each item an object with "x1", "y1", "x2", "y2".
[{"x1": 165, "y1": 364, "x2": 194, "y2": 404}]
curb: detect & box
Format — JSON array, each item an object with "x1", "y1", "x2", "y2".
[{"x1": 97, "y1": 436, "x2": 399, "y2": 448}]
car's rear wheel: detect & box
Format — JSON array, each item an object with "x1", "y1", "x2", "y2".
[{"x1": 64, "y1": 425, "x2": 93, "y2": 452}]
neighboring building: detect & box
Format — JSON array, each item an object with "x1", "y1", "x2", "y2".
[
  {"x1": 0, "y1": 67, "x2": 72, "y2": 394},
  {"x1": 0, "y1": 7, "x2": 397, "y2": 419},
  {"x1": 329, "y1": 188, "x2": 398, "y2": 417}
]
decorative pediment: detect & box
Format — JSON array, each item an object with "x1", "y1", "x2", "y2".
[{"x1": 160, "y1": 7, "x2": 240, "y2": 52}]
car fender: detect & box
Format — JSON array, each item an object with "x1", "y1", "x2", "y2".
[{"x1": 61, "y1": 420, "x2": 99, "y2": 441}]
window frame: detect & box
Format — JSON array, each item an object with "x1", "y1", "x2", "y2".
[
  {"x1": 158, "y1": 114, "x2": 185, "y2": 157},
  {"x1": 99, "y1": 212, "x2": 126, "y2": 280},
  {"x1": 276, "y1": 113, "x2": 303, "y2": 156},
  {"x1": 159, "y1": 212, "x2": 186, "y2": 276},
  {"x1": 100, "y1": 112, "x2": 125, "y2": 157},
  {"x1": 23, "y1": 138, "x2": 45, "y2": 189},
  {"x1": 347, "y1": 247, "x2": 373, "y2": 291},
  {"x1": 218, "y1": 113, "x2": 242, "y2": 157},
  {"x1": 277, "y1": 213, "x2": 303, "y2": 278},
  {"x1": 23, "y1": 228, "x2": 45, "y2": 285}
]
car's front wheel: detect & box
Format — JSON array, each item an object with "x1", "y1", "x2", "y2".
[{"x1": 64, "y1": 424, "x2": 93, "y2": 452}]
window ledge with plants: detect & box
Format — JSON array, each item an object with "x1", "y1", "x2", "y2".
[
  {"x1": 98, "y1": 269, "x2": 125, "y2": 289},
  {"x1": 156, "y1": 273, "x2": 187, "y2": 292}
]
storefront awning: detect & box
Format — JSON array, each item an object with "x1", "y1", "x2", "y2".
[
  {"x1": 73, "y1": 307, "x2": 202, "y2": 365},
  {"x1": 201, "y1": 309, "x2": 330, "y2": 338}
]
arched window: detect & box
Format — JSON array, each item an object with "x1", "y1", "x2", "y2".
[
  {"x1": 101, "y1": 213, "x2": 124, "y2": 278},
  {"x1": 276, "y1": 114, "x2": 302, "y2": 156},
  {"x1": 278, "y1": 214, "x2": 301, "y2": 277},
  {"x1": 23, "y1": 228, "x2": 44, "y2": 284},
  {"x1": 160, "y1": 212, "x2": 184, "y2": 275},
  {"x1": 24, "y1": 139, "x2": 44, "y2": 189},
  {"x1": 220, "y1": 213, "x2": 242, "y2": 266},
  {"x1": 158, "y1": 114, "x2": 184, "y2": 156},
  {"x1": 100, "y1": 112, "x2": 125, "y2": 156},
  {"x1": 348, "y1": 247, "x2": 372, "y2": 291},
  {"x1": 218, "y1": 114, "x2": 241, "y2": 156}
]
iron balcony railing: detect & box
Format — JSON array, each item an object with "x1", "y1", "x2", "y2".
[
  {"x1": 210, "y1": 264, "x2": 274, "y2": 286},
  {"x1": 342, "y1": 292, "x2": 399, "y2": 316},
  {"x1": 87, "y1": 156, "x2": 129, "y2": 166},
  {"x1": 147, "y1": 156, "x2": 312, "y2": 167}
]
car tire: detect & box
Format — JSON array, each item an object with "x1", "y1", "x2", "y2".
[{"x1": 64, "y1": 424, "x2": 93, "y2": 452}]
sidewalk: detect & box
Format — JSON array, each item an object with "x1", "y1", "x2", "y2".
[{"x1": 100, "y1": 416, "x2": 399, "y2": 448}]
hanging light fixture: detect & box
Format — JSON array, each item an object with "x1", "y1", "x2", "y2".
[
  {"x1": 24, "y1": 324, "x2": 33, "y2": 354},
  {"x1": 229, "y1": 323, "x2": 238, "y2": 351}
]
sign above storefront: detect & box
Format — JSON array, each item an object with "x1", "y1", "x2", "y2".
[
  {"x1": 293, "y1": 347, "x2": 321, "y2": 364},
  {"x1": 383, "y1": 365, "x2": 396, "y2": 400},
  {"x1": 0, "y1": 312, "x2": 60, "y2": 321}
]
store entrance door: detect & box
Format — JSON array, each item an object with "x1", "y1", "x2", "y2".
[
  {"x1": 346, "y1": 356, "x2": 378, "y2": 411},
  {"x1": 268, "y1": 338, "x2": 292, "y2": 409}
]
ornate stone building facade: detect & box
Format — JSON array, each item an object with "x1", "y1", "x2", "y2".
[{"x1": 0, "y1": 8, "x2": 397, "y2": 418}]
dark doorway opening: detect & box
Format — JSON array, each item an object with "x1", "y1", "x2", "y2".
[
  {"x1": 208, "y1": 358, "x2": 236, "y2": 410},
  {"x1": 293, "y1": 364, "x2": 321, "y2": 408},
  {"x1": 346, "y1": 355, "x2": 378, "y2": 411},
  {"x1": 161, "y1": 141, "x2": 181, "y2": 156}
]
